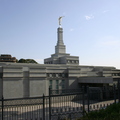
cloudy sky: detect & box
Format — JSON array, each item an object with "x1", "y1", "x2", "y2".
[{"x1": 0, "y1": 0, "x2": 120, "y2": 69}]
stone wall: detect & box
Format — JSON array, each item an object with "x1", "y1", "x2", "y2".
[{"x1": 0, "y1": 62, "x2": 119, "y2": 99}]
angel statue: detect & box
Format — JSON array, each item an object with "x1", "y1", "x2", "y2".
[{"x1": 58, "y1": 16, "x2": 64, "y2": 26}]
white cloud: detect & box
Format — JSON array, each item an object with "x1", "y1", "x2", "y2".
[
  {"x1": 85, "y1": 15, "x2": 94, "y2": 20},
  {"x1": 70, "y1": 28, "x2": 74, "y2": 31},
  {"x1": 103, "y1": 10, "x2": 109, "y2": 13}
]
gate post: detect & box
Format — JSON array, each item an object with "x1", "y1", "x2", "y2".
[
  {"x1": 49, "y1": 87, "x2": 51, "y2": 120},
  {"x1": 2, "y1": 96, "x2": 4, "y2": 120},
  {"x1": 113, "y1": 84, "x2": 116, "y2": 103},
  {"x1": 43, "y1": 94, "x2": 45, "y2": 120},
  {"x1": 118, "y1": 80, "x2": 120, "y2": 103},
  {"x1": 87, "y1": 86, "x2": 90, "y2": 113},
  {"x1": 82, "y1": 86, "x2": 85, "y2": 116}
]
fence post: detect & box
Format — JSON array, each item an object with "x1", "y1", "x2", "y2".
[
  {"x1": 82, "y1": 86, "x2": 85, "y2": 116},
  {"x1": 2, "y1": 96, "x2": 4, "y2": 120},
  {"x1": 43, "y1": 94, "x2": 45, "y2": 120},
  {"x1": 87, "y1": 86, "x2": 90, "y2": 113},
  {"x1": 118, "y1": 80, "x2": 120, "y2": 103},
  {"x1": 69, "y1": 113, "x2": 71, "y2": 120},
  {"x1": 114, "y1": 84, "x2": 116, "y2": 103},
  {"x1": 49, "y1": 87, "x2": 51, "y2": 120}
]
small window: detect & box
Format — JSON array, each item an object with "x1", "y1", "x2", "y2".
[
  {"x1": 49, "y1": 80, "x2": 52, "y2": 89},
  {"x1": 47, "y1": 73, "x2": 49, "y2": 77},
  {"x1": 58, "y1": 73, "x2": 62, "y2": 77},
  {"x1": 56, "y1": 85, "x2": 59, "y2": 89},
  {"x1": 56, "y1": 80, "x2": 59, "y2": 93},
  {"x1": 62, "y1": 79, "x2": 65, "y2": 84},
  {"x1": 62, "y1": 73, "x2": 65, "y2": 77},
  {"x1": 56, "y1": 80, "x2": 59, "y2": 85},
  {"x1": 65, "y1": 73, "x2": 68, "y2": 78},
  {"x1": 49, "y1": 80, "x2": 52, "y2": 84},
  {"x1": 49, "y1": 85, "x2": 52, "y2": 89},
  {"x1": 49, "y1": 74, "x2": 52, "y2": 77},
  {"x1": 62, "y1": 80, "x2": 65, "y2": 89},
  {"x1": 52, "y1": 73, "x2": 56, "y2": 77},
  {"x1": 56, "y1": 74, "x2": 58, "y2": 77},
  {"x1": 76, "y1": 61, "x2": 78, "y2": 63},
  {"x1": 62, "y1": 85, "x2": 65, "y2": 89}
]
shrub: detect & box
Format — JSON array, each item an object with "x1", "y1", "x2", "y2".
[{"x1": 82, "y1": 103, "x2": 120, "y2": 120}]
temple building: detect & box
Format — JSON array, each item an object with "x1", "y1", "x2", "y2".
[{"x1": 0, "y1": 22, "x2": 120, "y2": 99}]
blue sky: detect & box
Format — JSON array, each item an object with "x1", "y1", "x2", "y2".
[{"x1": 0, "y1": 0, "x2": 120, "y2": 69}]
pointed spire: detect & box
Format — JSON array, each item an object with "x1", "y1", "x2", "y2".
[{"x1": 55, "y1": 27, "x2": 66, "y2": 54}]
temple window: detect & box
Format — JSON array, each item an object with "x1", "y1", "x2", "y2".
[{"x1": 49, "y1": 80, "x2": 53, "y2": 89}]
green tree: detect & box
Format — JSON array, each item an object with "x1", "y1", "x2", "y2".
[{"x1": 17, "y1": 58, "x2": 38, "y2": 64}]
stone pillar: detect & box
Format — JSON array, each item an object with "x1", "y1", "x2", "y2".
[
  {"x1": 23, "y1": 67, "x2": 29, "y2": 98},
  {"x1": 0, "y1": 67, "x2": 3, "y2": 99}
]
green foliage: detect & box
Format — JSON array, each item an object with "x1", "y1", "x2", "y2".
[
  {"x1": 82, "y1": 103, "x2": 120, "y2": 120},
  {"x1": 17, "y1": 58, "x2": 38, "y2": 64},
  {"x1": 60, "y1": 103, "x2": 120, "y2": 120},
  {"x1": 16, "y1": 59, "x2": 18, "y2": 63}
]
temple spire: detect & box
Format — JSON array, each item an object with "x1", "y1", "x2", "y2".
[
  {"x1": 55, "y1": 16, "x2": 66, "y2": 54},
  {"x1": 55, "y1": 27, "x2": 66, "y2": 54},
  {"x1": 44, "y1": 17, "x2": 79, "y2": 64}
]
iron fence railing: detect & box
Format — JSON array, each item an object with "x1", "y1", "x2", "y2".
[{"x1": 0, "y1": 84, "x2": 120, "y2": 120}]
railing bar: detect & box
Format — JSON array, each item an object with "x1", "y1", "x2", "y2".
[
  {"x1": 12, "y1": 107, "x2": 14, "y2": 120},
  {"x1": 3, "y1": 103, "x2": 43, "y2": 107},
  {"x1": 7, "y1": 107, "x2": 9, "y2": 120},
  {"x1": 2, "y1": 96, "x2": 44, "y2": 101},
  {"x1": 31, "y1": 105, "x2": 33, "y2": 119},
  {"x1": 66, "y1": 96, "x2": 68, "y2": 112},
  {"x1": 31, "y1": 105, "x2": 33, "y2": 120},
  {"x1": 15, "y1": 107, "x2": 17, "y2": 120}
]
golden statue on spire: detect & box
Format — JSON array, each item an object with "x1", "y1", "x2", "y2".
[{"x1": 58, "y1": 16, "x2": 64, "y2": 26}]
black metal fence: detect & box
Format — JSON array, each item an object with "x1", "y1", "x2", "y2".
[
  {"x1": 0, "y1": 84, "x2": 120, "y2": 120},
  {"x1": 49, "y1": 88, "x2": 84, "y2": 120},
  {"x1": 0, "y1": 95, "x2": 48, "y2": 120}
]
